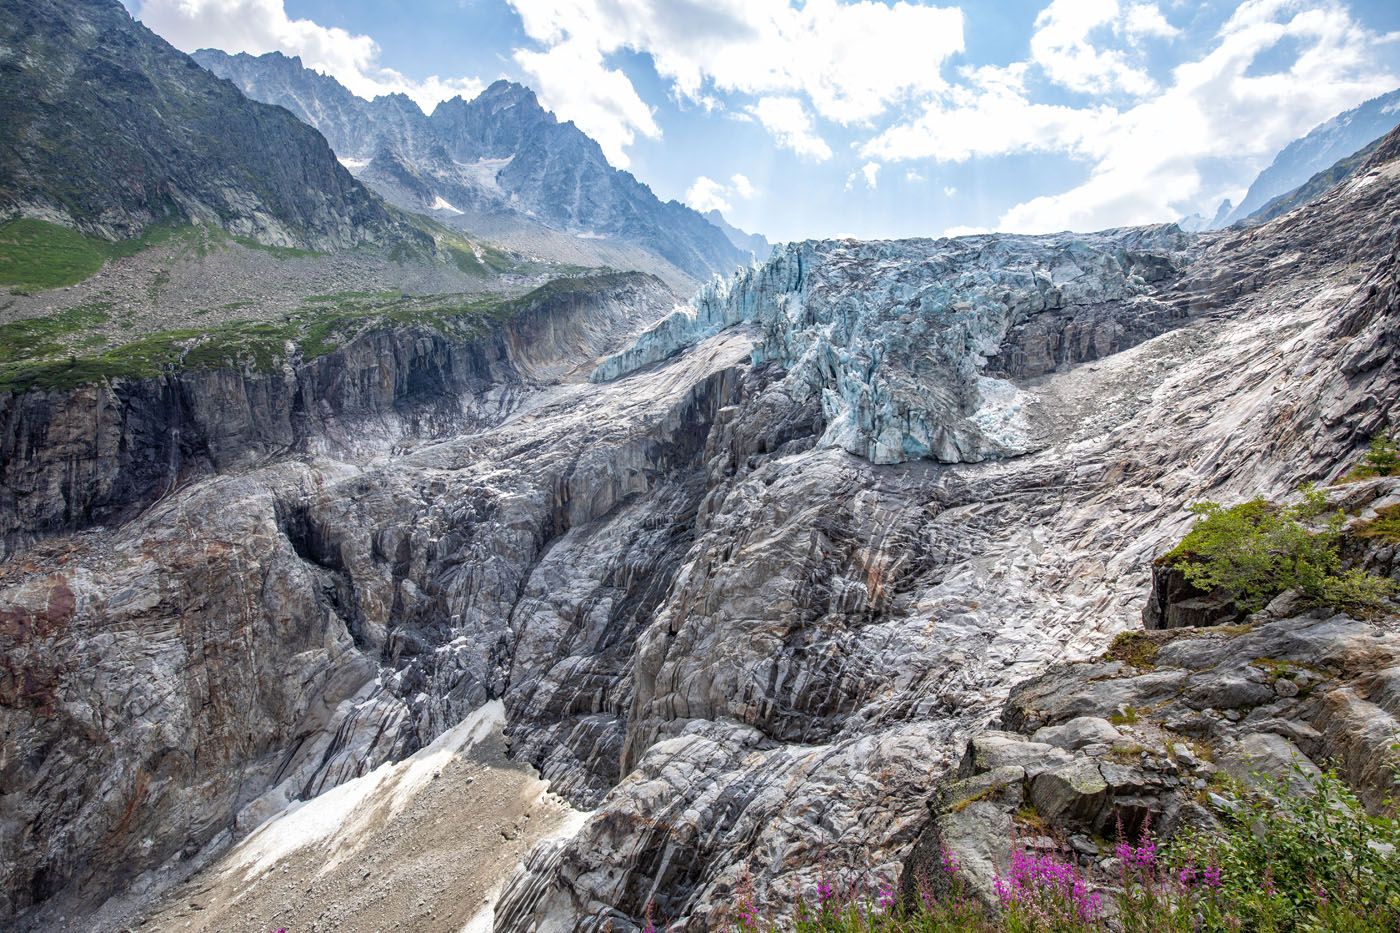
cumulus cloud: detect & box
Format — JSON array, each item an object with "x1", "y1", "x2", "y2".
[
  {"x1": 845, "y1": 161, "x2": 880, "y2": 191},
  {"x1": 513, "y1": 39, "x2": 660, "y2": 166},
  {"x1": 685, "y1": 173, "x2": 758, "y2": 214},
  {"x1": 1123, "y1": 3, "x2": 1181, "y2": 42},
  {"x1": 505, "y1": 0, "x2": 963, "y2": 163},
  {"x1": 135, "y1": 0, "x2": 483, "y2": 112},
  {"x1": 866, "y1": 0, "x2": 1398, "y2": 234},
  {"x1": 748, "y1": 97, "x2": 833, "y2": 161},
  {"x1": 1029, "y1": 0, "x2": 1160, "y2": 95}
]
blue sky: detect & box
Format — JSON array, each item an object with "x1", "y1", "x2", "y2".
[{"x1": 132, "y1": 0, "x2": 1400, "y2": 242}]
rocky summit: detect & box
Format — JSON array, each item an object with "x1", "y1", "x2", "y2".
[
  {"x1": 1, "y1": 3, "x2": 1399, "y2": 932},
  {"x1": 193, "y1": 51, "x2": 753, "y2": 287}
]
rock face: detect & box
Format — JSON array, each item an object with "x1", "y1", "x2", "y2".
[
  {"x1": 0, "y1": 0, "x2": 399, "y2": 249},
  {"x1": 0, "y1": 273, "x2": 673, "y2": 557},
  {"x1": 192, "y1": 51, "x2": 750, "y2": 284},
  {"x1": 3, "y1": 130, "x2": 1399, "y2": 933},
  {"x1": 904, "y1": 532, "x2": 1400, "y2": 905}
]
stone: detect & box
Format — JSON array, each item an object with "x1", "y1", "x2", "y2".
[
  {"x1": 1033, "y1": 717, "x2": 1123, "y2": 751},
  {"x1": 1030, "y1": 759, "x2": 1110, "y2": 828}
]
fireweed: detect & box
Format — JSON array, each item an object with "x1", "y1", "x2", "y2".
[{"x1": 738, "y1": 768, "x2": 1400, "y2": 931}]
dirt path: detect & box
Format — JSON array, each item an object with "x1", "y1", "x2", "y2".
[{"x1": 122, "y1": 702, "x2": 584, "y2": 933}]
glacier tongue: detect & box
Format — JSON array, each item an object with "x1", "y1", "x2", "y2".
[{"x1": 593, "y1": 226, "x2": 1192, "y2": 464}]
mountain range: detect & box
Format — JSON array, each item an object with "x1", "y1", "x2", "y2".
[
  {"x1": 0, "y1": 0, "x2": 405, "y2": 250},
  {"x1": 193, "y1": 49, "x2": 762, "y2": 286},
  {"x1": 1214, "y1": 86, "x2": 1400, "y2": 227}
]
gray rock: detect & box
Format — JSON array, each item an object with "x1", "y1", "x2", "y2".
[{"x1": 1033, "y1": 716, "x2": 1123, "y2": 751}]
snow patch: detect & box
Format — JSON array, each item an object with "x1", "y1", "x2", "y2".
[
  {"x1": 431, "y1": 195, "x2": 464, "y2": 214},
  {"x1": 338, "y1": 157, "x2": 369, "y2": 170}
]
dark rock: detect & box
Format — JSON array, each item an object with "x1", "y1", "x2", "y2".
[{"x1": 1142, "y1": 563, "x2": 1246, "y2": 630}]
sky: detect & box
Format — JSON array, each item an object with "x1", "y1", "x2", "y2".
[{"x1": 128, "y1": 0, "x2": 1400, "y2": 243}]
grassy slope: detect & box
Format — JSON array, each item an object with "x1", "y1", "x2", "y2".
[{"x1": 0, "y1": 273, "x2": 635, "y2": 394}]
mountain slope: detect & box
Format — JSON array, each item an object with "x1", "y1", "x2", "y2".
[
  {"x1": 191, "y1": 50, "x2": 750, "y2": 284},
  {"x1": 1238, "y1": 133, "x2": 1387, "y2": 226},
  {"x1": 5, "y1": 110, "x2": 1398, "y2": 931},
  {"x1": 1218, "y1": 87, "x2": 1400, "y2": 226},
  {"x1": 705, "y1": 208, "x2": 772, "y2": 261},
  {"x1": 0, "y1": 0, "x2": 400, "y2": 250}
]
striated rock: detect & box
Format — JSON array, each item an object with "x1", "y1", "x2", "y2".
[{"x1": 5, "y1": 124, "x2": 1400, "y2": 933}]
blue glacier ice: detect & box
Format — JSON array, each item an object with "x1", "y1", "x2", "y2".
[{"x1": 592, "y1": 226, "x2": 1192, "y2": 464}]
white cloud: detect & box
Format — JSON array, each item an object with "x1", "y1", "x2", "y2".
[
  {"x1": 748, "y1": 97, "x2": 833, "y2": 161},
  {"x1": 685, "y1": 176, "x2": 734, "y2": 213},
  {"x1": 513, "y1": 40, "x2": 660, "y2": 166},
  {"x1": 943, "y1": 185, "x2": 958, "y2": 197},
  {"x1": 905, "y1": 169, "x2": 925, "y2": 182},
  {"x1": 866, "y1": 0, "x2": 1399, "y2": 234},
  {"x1": 505, "y1": 0, "x2": 963, "y2": 163},
  {"x1": 1029, "y1": 0, "x2": 1157, "y2": 95},
  {"x1": 135, "y1": 0, "x2": 483, "y2": 112},
  {"x1": 685, "y1": 173, "x2": 759, "y2": 214},
  {"x1": 1123, "y1": 3, "x2": 1180, "y2": 41},
  {"x1": 846, "y1": 161, "x2": 881, "y2": 191},
  {"x1": 862, "y1": 63, "x2": 1119, "y2": 163}
]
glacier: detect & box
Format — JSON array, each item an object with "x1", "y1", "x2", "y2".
[{"x1": 592, "y1": 226, "x2": 1193, "y2": 464}]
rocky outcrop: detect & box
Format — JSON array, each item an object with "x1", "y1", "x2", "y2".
[
  {"x1": 904, "y1": 590, "x2": 1400, "y2": 904},
  {"x1": 1141, "y1": 564, "x2": 1246, "y2": 630},
  {"x1": 0, "y1": 273, "x2": 672, "y2": 557},
  {"x1": 0, "y1": 0, "x2": 401, "y2": 249}
]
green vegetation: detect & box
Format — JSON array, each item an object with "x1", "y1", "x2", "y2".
[
  {"x1": 0, "y1": 219, "x2": 180, "y2": 290},
  {"x1": 1357, "y1": 505, "x2": 1400, "y2": 544},
  {"x1": 1106, "y1": 631, "x2": 1162, "y2": 670},
  {"x1": 1170, "y1": 768, "x2": 1400, "y2": 931},
  {"x1": 1344, "y1": 433, "x2": 1400, "y2": 481},
  {"x1": 0, "y1": 220, "x2": 109, "y2": 289},
  {"x1": 0, "y1": 273, "x2": 634, "y2": 393},
  {"x1": 0, "y1": 302, "x2": 111, "y2": 364},
  {"x1": 1162, "y1": 485, "x2": 1396, "y2": 617},
  {"x1": 735, "y1": 769, "x2": 1400, "y2": 932}
]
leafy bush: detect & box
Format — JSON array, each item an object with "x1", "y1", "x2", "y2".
[
  {"x1": 1163, "y1": 486, "x2": 1395, "y2": 615},
  {"x1": 1171, "y1": 768, "x2": 1400, "y2": 931}
]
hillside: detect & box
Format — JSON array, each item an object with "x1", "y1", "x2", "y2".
[
  {"x1": 0, "y1": 0, "x2": 401, "y2": 250},
  {"x1": 1217, "y1": 86, "x2": 1400, "y2": 227}
]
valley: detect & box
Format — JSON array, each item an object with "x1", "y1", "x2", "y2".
[{"x1": 1, "y1": 1, "x2": 1398, "y2": 931}]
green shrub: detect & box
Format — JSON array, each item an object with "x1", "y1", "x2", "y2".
[
  {"x1": 1170, "y1": 767, "x2": 1400, "y2": 931},
  {"x1": 1164, "y1": 486, "x2": 1394, "y2": 615},
  {"x1": 1345, "y1": 434, "x2": 1400, "y2": 481},
  {"x1": 1357, "y1": 505, "x2": 1400, "y2": 545}
]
